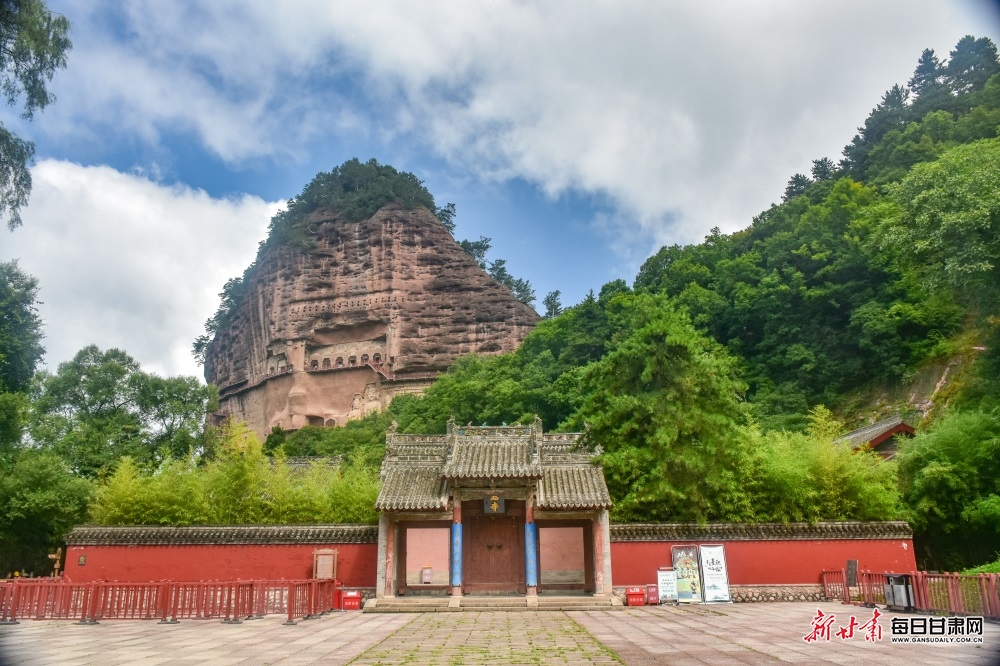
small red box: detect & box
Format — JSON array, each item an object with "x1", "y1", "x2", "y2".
[
  {"x1": 343, "y1": 590, "x2": 362, "y2": 610},
  {"x1": 626, "y1": 586, "x2": 646, "y2": 606}
]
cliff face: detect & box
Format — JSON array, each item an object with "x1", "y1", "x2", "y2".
[{"x1": 205, "y1": 204, "x2": 539, "y2": 437}]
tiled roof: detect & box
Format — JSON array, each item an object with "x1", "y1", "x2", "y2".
[
  {"x1": 441, "y1": 439, "x2": 542, "y2": 479},
  {"x1": 610, "y1": 521, "x2": 913, "y2": 542},
  {"x1": 283, "y1": 456, "x2": 342, "y2": 470},
  {"x1": 377, "y1": 421, "x2": 610, "y2": 511},
  {"x1": 537, "y1": 465, "x2": 611, "y2": 509},
  {"x1": 66, "y1": 524, "x2": 378, "y2": 545},
  {"x1": 834, "y1": 416, "x2": 913, "y2": 448},
  {"x1": 375, "y1": 467, "x2": 449, "y2": 511}
]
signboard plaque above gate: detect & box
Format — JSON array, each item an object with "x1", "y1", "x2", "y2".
[{"x1": 484, "y1": 494, "x2": 506, "y2": 514}]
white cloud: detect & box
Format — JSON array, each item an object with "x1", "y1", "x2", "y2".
[
  {"x1": 1, "y1": 160, "x2": 280, "y2": 377},
  {"x1": 36, "y1": 0, "x2": 1000, "y2": 247}
]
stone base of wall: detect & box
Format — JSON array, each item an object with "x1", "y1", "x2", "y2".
[
  {"x1": 730, "y1": 584, "x2": 825, "y2": 603},
  {"x1": 347, "y1": 587, "x2": 377, "y2": 604},
  {"x1": 612, "y1": 584, "x2": 826, "y2": 604}
]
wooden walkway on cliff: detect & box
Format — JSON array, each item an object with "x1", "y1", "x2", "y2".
[{"x1": 217, "y1": 361, "x2": 438, "y2": 399}]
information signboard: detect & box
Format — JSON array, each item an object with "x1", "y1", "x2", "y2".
[
  {"x1": 657, "y1": 568, "x2": 677, "y2": 604},
  {"x1": 698, "y1": 544, "x2": 731, "y2": 603},
  {"x1": 670, "y1": 545, "x2": 702, "y2": 603}
]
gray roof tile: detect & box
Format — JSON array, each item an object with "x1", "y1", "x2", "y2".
[
  {"x1": 441, "y1": 439, "x2": 542, "y2": 479},
  {"x1": 66, "y1": 524, "x2": 378, "y2": 545},
  {"x1": 610, "y1": 521, "x2": 913, "y2": 541},
  {"x1": 537, "y1": 465, "x2": 611, "y2": 509},
  {"x1": 377, "y1": 424, "x2": 611, "y2": 511},
  {"x1": 834, "y1": 415, "x2": 913, "y2": 448},
  {"x1": 375, "y1": 467, "x2": 449, "y2": 511}
]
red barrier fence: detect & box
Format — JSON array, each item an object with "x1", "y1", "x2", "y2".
[
  {"x1": 821, "y1": 569, "x2": 1000, "y2": 619},
  {"x1": 820, "y1": 569, "x2": 847, "y2": 603},
  {"x1": 0, "y1": 579, "x2": 346, "y2": 624}
]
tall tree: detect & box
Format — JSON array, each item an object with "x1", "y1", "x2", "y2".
[
  {"x1": 0, "y1": 449, "x2": 92, "y2": 574},
  {"x1": 568, "y1": 294, "x2": 747, "y2": 521},
  {"x1": 810, "y1": 158, "x2": 836, "y2": 181},
  {"x1": 31, "y1": 345, "x2": 213, "y2": 474},
  {"x1": 488, "y1": 258, "x2": 536, "y2": 306},
  {"x1": 459, "y1": 236, "x2": 491, "y2": 269},
  {"x1": 945, "y1": 35, "x2": 1000, "y2": 95},
  {"x1": 0, "y1": 260, "x2": 42, "y2": 452},
  {"x1": 435, "y1": 202, "x2": 456, "y2": 233},
  {"x1": 782, "y1": 173, "x2": 812, "y2": 201},
  {"x1": 0, "y1": 260, "x2": 42, "y2": 393},
  {"x1": 841, "y1": 84, "x2": 910, "y2": 178},
  {"x1": 908, "y1": 48, "x2": 944, "y2": 97},
  {"x1": 0, "y1": 0, "x2": 71, "y2": 231},
  {"x1": 542, "y1": 290, "x2": 563, "y2": 318}
]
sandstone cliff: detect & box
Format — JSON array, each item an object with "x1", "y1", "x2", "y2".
[{"x1": 204, "y1": 204, "x2": 539, "y2": 437}]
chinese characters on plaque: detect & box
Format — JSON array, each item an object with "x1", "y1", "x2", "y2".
[{"x1": 484, "y1": 494, "x2": 506, "y2": 514}]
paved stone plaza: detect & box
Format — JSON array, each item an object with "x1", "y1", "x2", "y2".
[{"x1": 1, "y1": 602, "x2": 998, "y2": 665}]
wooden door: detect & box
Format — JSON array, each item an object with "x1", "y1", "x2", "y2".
[{"x1": 462, "y1": 500, "x2": 525, "y2": 593}]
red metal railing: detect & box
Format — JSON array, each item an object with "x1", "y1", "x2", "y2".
[
  {"x1": 858, "y1": 571, "x2": 887, "y2": 606},
  {"x1": 0, "y1": 579, "x2": 346, "y2": 624},
  {"x1": 820, "y1": 569, "x2": 1000, "y2": 619},
  {"x1": 820, "y1": 569, "x2": 848, "y2": 602}
]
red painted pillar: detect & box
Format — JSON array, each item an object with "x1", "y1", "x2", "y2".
[{"x1": 593, "y1": 515, "x2": 604, "y2": 594}]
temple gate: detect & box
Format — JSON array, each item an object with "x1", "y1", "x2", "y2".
[{"x1": 374, "y1": 417, "x2": 613, "y2": 599}]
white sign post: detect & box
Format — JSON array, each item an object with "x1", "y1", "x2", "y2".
[
  {"x1": 657, "y1": 568, "x2": 677, "y2": 604},
  {"x1": 698, "y1": 544, "x2": 731, "y2": 603}
]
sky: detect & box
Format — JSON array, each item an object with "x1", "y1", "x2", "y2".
[{"x1": 2, "y1": 0, "x2": 999, "y2": 380}]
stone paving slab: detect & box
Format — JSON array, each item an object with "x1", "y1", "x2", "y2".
[
  {"x1": 1, "y1": 602, "x2": 998, "y2": 665},
  {"x1": 570, "y1": 602, "x2": 1000, "y2": 665},
  {"x1": 0, "y1": 612, "x2": 415, "y2": 665},
  {"x1": 349, "y1": 611, "x2": 620, "y2": 664}
]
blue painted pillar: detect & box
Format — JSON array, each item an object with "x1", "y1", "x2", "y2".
[
  {"x1": 525, "y1": 522, "x2": 538, "y2": 588},
  {"x1": 450, "y1": 522, "x2": 462, "y2": 590}
]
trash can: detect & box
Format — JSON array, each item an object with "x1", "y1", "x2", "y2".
[
  {"x1": 421, "y1": 566, "x2": 433, "y2": 584},
  {"x1": 332, "y1": 581, "x2": 343, "y2": 610},
  {"x1": 626, "y1": 586, "x2": 646, "y2": 606},
  {"x1": 646, "y1": 584, "x2": 659, "y2": 605},
  {"x1": 883, "y1": 575, "x2": 914, "y2": 612},
  {"x1": 343, "y1": 590, "x2": 362, "y2": 611}
]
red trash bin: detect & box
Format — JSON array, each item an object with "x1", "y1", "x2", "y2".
[
  {"x1": 626, "y1": 586, "x2": 646, "y2": 606},
  {"x1": 343, "y1": 590, "x2": 362, "y2": 610},
  {"x1": 646, "y1": 584, "x2": 659, "y2": 605}
]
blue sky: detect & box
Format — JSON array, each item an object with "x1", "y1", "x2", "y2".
[{"x1": 2, "y1": 1, "x2": 998, "y2": 379}]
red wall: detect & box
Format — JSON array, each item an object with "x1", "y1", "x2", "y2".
[
  {"x1": 62, "y1": 537, "x2": 916, "y2": 588},
  {"x1": 63, "y1": 544, "x2": 377, "y2": 587},
  {"x1": 611, "y1": 539, "x2": 917, "y2": 586}
]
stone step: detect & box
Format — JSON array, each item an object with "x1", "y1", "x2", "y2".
[{"x1": 363, "y1": 596, "x2": 624, "y2": 613}]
